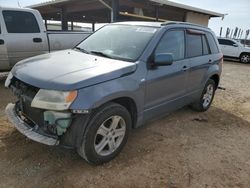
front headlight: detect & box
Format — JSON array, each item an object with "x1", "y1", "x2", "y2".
[{"x1": 31, "y1": 89, "x2": 77, "y2": 111}]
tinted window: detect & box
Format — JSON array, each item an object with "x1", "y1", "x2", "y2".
[
  {"x1": 3, "y1": 10, "x2": 40, "y2": 33},
  {"x1": 187, "y1": 33, "x2": 203, "y2": 58},
  {"x1": 218, "y1": 39, "x2": 235, "y2": 46},
  {"x1": 202, "y1": 35, "x2": 210, "y2": 55},
  {"x1": 155, "y1": 30, "x2": 185, "y2": 61},
  {"x1": 206, "y1": 33, "x2": 219, "y2": 54}
]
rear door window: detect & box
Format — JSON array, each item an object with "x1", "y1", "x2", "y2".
[
  {"x1": 186, "y1": 33, "x2": 203, "y2": 58},
  {"x1": 3, "y1": 10, "x2": 40, "y2": 33},
  {"x1": 155, "y1": 30, "x2": 185, "y2": 61}
]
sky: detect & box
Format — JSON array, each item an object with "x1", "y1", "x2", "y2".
[{"x1": 0, "y1": 0, "x2": 249, "y2": 37}]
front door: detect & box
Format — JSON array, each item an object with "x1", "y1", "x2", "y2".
[{"x1": 144, "y1": 29, "x2": 189, "y2": 120}]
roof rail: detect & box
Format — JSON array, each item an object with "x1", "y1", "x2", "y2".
[{"x1": 161, "y1": 21, "x2": 211, "y2": 30}]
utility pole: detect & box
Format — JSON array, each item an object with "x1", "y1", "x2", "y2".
[
  {"x1": 245, "y1": 30, "x2": 250, "y2": 47},
  {"x1": 225, "y1": 28, "x2": 230, "y2": 38},
  {"x1": 240, "y1": 30, "x2": 243, "y2": 39},
  {"x1": 220, "y1": 27, "x2": 223, "y2": 37},
  {"x1": 230, "y1": 29, "x2": 234, "y2": 38},
  {"x1": 237, "y1": 29, "x2": 241, "y2": 39},
  {"x1": 233, "y1": 27, "x2": 238, "y2": 39}
]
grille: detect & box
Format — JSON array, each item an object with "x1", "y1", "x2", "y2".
[
  {"x1": 10, "y1": 77, "x2": 44, "y2": 126},
  {"x1": 10, "y1": 77, "x2": 39, "y2": 99}
]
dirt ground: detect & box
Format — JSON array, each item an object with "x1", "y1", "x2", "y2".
[{"x1": 0, "y1": 61, "x2": 250, "y2": 188}]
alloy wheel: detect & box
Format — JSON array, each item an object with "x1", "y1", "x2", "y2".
[
  {"x1": 202, "y1": 84, "x2": 214, "y2": 108},
  {"x1": 241, "y1": 54, "x2": 250, "y2": 63},
  {"x1": 94, "y1": 115, "x2": 126, "y2": 156}
]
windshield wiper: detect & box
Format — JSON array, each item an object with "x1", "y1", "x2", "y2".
[
  {"x1": 90, "y1": 51, "x2": 112, "y2": 58},
  {"x1": 75, "y1": 47, "x2": 90, "y2": 54}
]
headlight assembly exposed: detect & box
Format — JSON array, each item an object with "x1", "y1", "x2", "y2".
[{"x1": 31, "y1": 89, "x2": 77, "y2": 111}]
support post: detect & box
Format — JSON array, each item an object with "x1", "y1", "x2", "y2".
[
  {"x1": 155, "y1": 6, "x2": 159, "y2": 21},
  {"x1": 111, "y1": 0, "x2": 119, "y2": 22},
  {"x1": 44, "y1": 19, "x2": 48, "y2": 30},
  {"x1": 92, "y1": 22, "x2": 95, "y2": 32},
  {"x1": 61, "y1": 7, "x2": 68, "y2": 31},
  {"x1": 71, "y1": 21, "x2": 74, "y2": 31}
]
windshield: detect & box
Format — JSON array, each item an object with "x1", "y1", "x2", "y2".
[{"x1": 77, "y1": 24, "x2": 158, "y2": 61}]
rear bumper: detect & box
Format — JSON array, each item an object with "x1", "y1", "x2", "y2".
[{"x1": 5, "y1": 103, "x2": 59, "y2": 146}]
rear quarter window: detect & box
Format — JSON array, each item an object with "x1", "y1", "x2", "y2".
[
  {"x1": 202, "y1": 35, "x2": 210, "y2": 55},
  {"x1": 3, "y1": 10, "x2": 40, "y2": 33},
  {"x1": 206, "y1": 33, "x2": 220, "y2": 54}
]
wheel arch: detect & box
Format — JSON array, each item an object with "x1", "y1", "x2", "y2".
[
  {"x1": 94, "y1": 96, "x2": 138, "y2": 129},
  {"x1": 111, "y1": 97, "x2": 138, "y2": 128},
  {"x1": 209, "y1": 74, "x2": 220, "y2": 89},
  {"x1": 240, "y1": 52, "x2": 250, "y2": 57}
]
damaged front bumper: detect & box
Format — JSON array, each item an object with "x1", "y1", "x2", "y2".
[{"x1": 5, "y1": 103, "x2": 59, "y2": 146}]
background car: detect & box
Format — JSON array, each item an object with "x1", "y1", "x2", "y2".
[{"x1": 218, "y1": 37, "x2": 250, "y2": 63}]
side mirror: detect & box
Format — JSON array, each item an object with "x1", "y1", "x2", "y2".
[
  {"x1": 154, "y1": 53, "x2": 174, "y2": 66},
  {"x1": 233, "y1": 43, "x2": 238, "y2": 47}
]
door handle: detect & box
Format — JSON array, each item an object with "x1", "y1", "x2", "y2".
[
  {"x1": 182, "y1": 65, "x2": 189, "y2": 71},
  {"x1": 208, "y1": 59, "x2": 212, "y2": 64},
  {"x1": 0, "y1": 39, "x2": 5, "y2": 45},
  {"x1": 33, "y1": 38, "x2": 42, "y2": 43}
]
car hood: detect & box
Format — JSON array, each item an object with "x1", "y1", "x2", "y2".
[{"x1": 12, "y1": 49, "x2": 136, "y2": 90}]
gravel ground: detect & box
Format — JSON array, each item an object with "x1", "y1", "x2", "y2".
[{"x1": 0, "y1": 61, "x2": 250, "y2": 188}]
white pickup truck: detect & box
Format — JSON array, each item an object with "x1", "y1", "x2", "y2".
[
  {"x1": 0, "y1": 7, "x2": 92, "y2": 71},
  {"x1": 218, "y1": 37, "x2": 250, "y2": 63}
]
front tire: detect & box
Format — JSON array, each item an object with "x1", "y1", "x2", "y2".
[
  {"x1": 240, "y1": 53, "x2": 250, "y2": 63},
  {"x1": 191, "y1": 79, "x2": 216, "y2": 112},
  {"x1": 77, "y1": 103, "x2": 132, "y2": 165}
]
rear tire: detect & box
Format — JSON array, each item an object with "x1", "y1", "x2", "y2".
[
  {"x1": 77, "y1": 103, "x2": 132, "y2": 165},
  {"x1": 240, "y1": 53, "x2": 250, "y2": 63},
  {"x1": 191, "y1": 79, "x2": 216, "y2": 112}
]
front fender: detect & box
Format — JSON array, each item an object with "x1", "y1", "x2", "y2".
[{"x1": 70, "y1": 75, "x2": 144, "y2": 114}]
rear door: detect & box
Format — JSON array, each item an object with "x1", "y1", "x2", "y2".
[
  {"x1": 185, "y1": 29, "x2": 212, "y2": 94},
  {"x1": 2, "y1": 10, "x2": 48, "y2": 67},
  {"x1": 186, "y1": 29, "x2": 219, "y2": 96}
]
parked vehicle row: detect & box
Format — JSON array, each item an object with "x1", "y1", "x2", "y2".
[
  {"x1": 5, "y1": 21, "x2": 223, "y2": 165},
  {"x1": 218, "y1": 37, "x2": 250, "y2": 63},
  {"x1": 0, "y1": 7, "x2": 92, "y2": 71}
]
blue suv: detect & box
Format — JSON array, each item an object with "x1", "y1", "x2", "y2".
[{"x1": 5, "y1": 21, "x2": 223, "y2": 165}]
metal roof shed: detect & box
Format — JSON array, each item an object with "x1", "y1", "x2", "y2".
[{"x1": 29, "y1": 0, "x2": 223, "y2": 30}]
